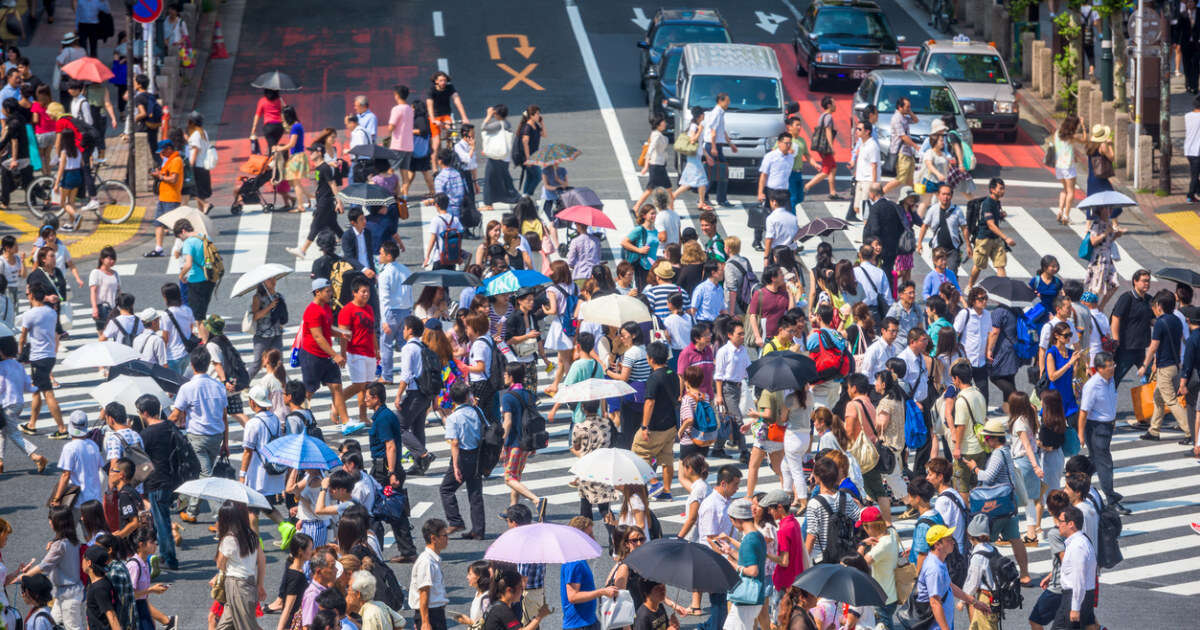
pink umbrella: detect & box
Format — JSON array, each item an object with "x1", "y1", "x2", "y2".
[
  {"x1": 484, "y1": 522, "x2": 603, "y2": 564},
  {"x1": 556, "y1": 204, "x2": 616, "y2": 229}
]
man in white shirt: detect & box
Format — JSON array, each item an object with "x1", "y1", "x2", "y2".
[
  {"x1": 757, "y1": 133, "x2": 794, "y2": 206},
  {"x1": 1080, "y1": 291, "x2": 1111, "y2": 356},
  {"x1": 852, "y1": 121, "x2": 880, "y2": 221},
  {"x1": 762, "y1": 191, "x2": 799, "y2": 263},
  {"x1": 343, "y1": 113, "x2": 372, "y2": 182},
  {"x1": 697, "y1": 465, "x2": 740, "y2": 630},
  {"x1": 354, "y1": 95, "x2": 378, "y2": 141},
  {"x1": 854, "y1": 243, "x2": 892, "y2": 320},
  {"x1": 50, "y1": 411, "x2": 104, "y2": 506},
  {"x1": 410, "y1": 519, "x2": 451, "y2": 630},
  {"x1": 377, "y1": 241, "x2": 413, "y2": 382},
  {"x1": 713, "y1": 321, "x2": 750, "y2": 458},
  {"x1": 1187, "y1": 95, "x2": 1200, "y2": 202},
  {"x1": 159, "y1": 284, "x2": 196, "y2": 375},
  {"x1": 702, "y1": 92, "x2": 736, "y2": 208},
  {"x1": 169, "y1": 349, "x2": 229, "y2": 521},
  {"x1": 653, "y1": 188, "x2": 681, "y2": 247},
  {"x1": 860, "y1": 316, "x2": 902, "y2": 380},
  {"x1": 423, "y1": 193, "x2": 464, "y2": 269},
  {"x1": 1053, "y1": 506, "x2": 1097, "y2": 628},
  {"x1": 1078, "y1": 353, "x2": 1128, "y2": 513},
  {"x1": 133, "y1": 309, "x2": 168, "y2": 367},
  {"x1": 954, "y1": 287, "x2": 994, "y2": 404}
]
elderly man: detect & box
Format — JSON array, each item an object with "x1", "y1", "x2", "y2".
[
  {"x1": 1078, "y1": 352, "x2": 1131, "y2": 515},
  {"x1": 354, "y1": 95, "x2": 378, "y2": 141},
  {"x1": 346, "y1": 570, "x2": 404, "y2": 630}
]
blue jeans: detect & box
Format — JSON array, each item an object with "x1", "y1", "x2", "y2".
[
  {"x1": 788, "y1": 170, "x2": 806, "y2": 209},
  {"x1": 520, "y1": 164, "x2": 542, "y2": 196},
  {"x1": 185, "y1": 432, "x2": 224, "y2": 516},
  {"x1": 701, "y1": 592, "x2": 727, "y2": 630},
  {"x1": 167, "y1": 356, "x2": 188, "y2": 376},
  {"x1": 147, "y1": 487, "x2": 177, "y2": 567},
  {"x1": 874, "y1": 602, "x2": 897, "y2": 630},
  {"x1": 378, "y1": 308, "x2": 410, "y2": 382}
]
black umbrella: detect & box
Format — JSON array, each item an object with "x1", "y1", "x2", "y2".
[
  {"x1": 250, "y1": 71, "x2": 300, "y2": 91},
  {"x1": 108, "y1": 360, "x2": 186, "y2": 395},
  {"x1": 403, "y1": 270, "x2": 482, "y2": 289},
  {"x1": 558, "y1": 187, "x2": 603, "y2": 209},
  {"x1": 337, "y1": 183, "x2": 394, "y2": 207},
  {"x1": 1155, "y1": 267, "x2": 1200, "y2": 287},
  {"x1": 796, "y1": 216, "x2": 849, "y2": 242},
  {"x1": 348, "y1": 144, "x2": 402, "y2": 161},
  {"x1": 791, "y1": 563, "x2": 888, "y2": 607},
  {"x1": 978, "y1": 276, "x2": 1036, "y2": 307},
  {"x1": 748, "y1": 351, "x2": 818, "y2": 391},
  {"x1": 624, "y1": 538, "x2": 739, "y2": 593}
]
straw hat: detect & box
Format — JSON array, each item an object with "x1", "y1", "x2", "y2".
[{"x1": 1089, "y1": 124, "x2": 1113, "y2": 143}]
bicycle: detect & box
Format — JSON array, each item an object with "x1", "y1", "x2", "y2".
[{"x1": 24, "y1": 168, "x2": 135, "y2": 224}]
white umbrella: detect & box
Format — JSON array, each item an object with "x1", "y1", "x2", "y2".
[
  {"x1": 577, "y1": 294, "x2": 652, "y2": 327},
  {"x1": 553, "y1": 378, "x2": 635, "y2": 404},
  {"x1": 1077, "y1": 190, "x2": 1137, "y2": 208},
  {"x1": 90, "y1": 376, "x2": 171, "y2": 413},
  {"x1": 569, "y1": 448, "x2": 656, "y2": 486},
  {"x1": 175, "y1": 477, "x2": 271, "y2": 510},
  {"x1": 229, "y1": 263, "x2": 293, "y2": 298},
  {"x1": 155, "y1": 205, "x2": 216, "y2": 237},
  {"x1": 61, "y1": 342, "x2": 141, "y2": 370}
]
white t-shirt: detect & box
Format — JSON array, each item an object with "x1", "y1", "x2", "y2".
[
  {"x1": 616, "y1": 494, "x2": 651, "y2": 541},
  {"x1": 468, "y1": 337, "x2": 492, "y2": 382},
  {"x1": 663, "y1": 313, "x2": 692, "y2": 351},
  {"x1": 88, "y1": 268, "x2": 120, "y2": 307},
  {"x1": 218, "y1": 535, "x2": 257, "y2": 580},
  {"x1": 103, "y1": 314, "x2": 142, "y2": 345},
  {"x1": 187, "y1": 129, "x2": 210, "y2": 166},
  {"x1": 20, "y1": 306, "x2": 58, "y2": 361},
  {"x1": 242, "y1": 411, "x2": 286, "y2": 495},
  {"x1": 684, "y1": 479, "x2": 711, "y2": 543},
  {"x1": 429, "y1": 213, "x2": 464, "y2": 264},
  {"x1": 1009, "y1": 417, "x2": 1032, "y2": 459},
  {"x1": 160, "y1": 305, "x2": 195, "y2": 361},
  {"x1": 206, "y1": 341, "x2": 225, "y2": 378},
  {"x1": 855, "y1": 137, "x2": 880, "y2": 181},
  {"x1": 58, "y1": 439, "x2": 105, "y2": 504},
  {"x1": 654, "y1": 209, "x2": 681, "y2": 246}
]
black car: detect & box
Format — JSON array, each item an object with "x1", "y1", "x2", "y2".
[
  {"x1": 645, "y1": 44, "x2": 684, "y2": 130},
  {"x1": 792, "y1": 0, "x2": 905, "y2": 91},
  {"x1": 637, "y1": 8, "x2": 730, "y2": 92}
]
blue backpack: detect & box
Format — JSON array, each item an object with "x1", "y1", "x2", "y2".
[
  {"x1": 555, "y1": 285, "x2": 579, "y2": 337},
  {"x1": 1012, "y1": 305, "x2": 1040, "y2": 365},
  {"x1": 692, "y1": 399, "x2": 719, "y2": 433},
  {"x1": 903, "y1": 398, "x2": 928, "y2": 449}
]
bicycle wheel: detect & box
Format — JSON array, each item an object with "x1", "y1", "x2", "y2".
[
  {"x1": 25, "y1": 176, "x2": 64, "y2": 221},
  {"x1": 94, "y1": 179, "x2": 135, "y2": 224}
]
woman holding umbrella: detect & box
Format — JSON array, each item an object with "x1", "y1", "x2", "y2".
[
  {"x1": 250, "y1": 88, "x2": 286, "y2": 151},
  {"x1": 1083, "y1": 205, "x2": 1125, "y2": 309},
  {"x1": 248, "y1": 276, "x2": 286, "y2": 378},
  {"x1": 713, "y1": 498, "x2": 767, "y2": 630}
]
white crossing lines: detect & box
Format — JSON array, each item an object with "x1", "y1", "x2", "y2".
[
  {"x1": 1063, "y1": 212, "x2": 1145, "y2": 280},
  {"x1": 1002, "y1": 205, "x2": 1088, "y2": 278},
  {"x1": 229, "y1": 210, "x2": 272, "y2": 274},
  {"x1": 601, "y1": 198, "x2": 637, "y2": 263},
  {"x1": 711, "y1": 204, "x2": 760, "y2": 271},
  {"x1": 294, "y1": 210, "x2": 315, "y2": 272}
]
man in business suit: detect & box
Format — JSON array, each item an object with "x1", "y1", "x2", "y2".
[
  {"x1": 862, "y1": 182, "x2": 904, "y2": 281},
  {"x1": 1178, "y1": 0, "x2": 1200, "y2": 94},
  {"x1": 341, "y1": 206, "x2": 376, "y2": 275}
]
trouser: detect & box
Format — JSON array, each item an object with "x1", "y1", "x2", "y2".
[
  {"x1": 470, "y1": 380, "x2": 499, "y2": 424},
  {"x1": 1150, "y1": 364, "x2": 1192, "y2": 436},
  {"x1": 396, "y1": 391, "x2": 431, "y2": 457},
  {"x1": 990, "y1": 373, "x2": 1016, "y2": 406},
  {"x1": 1085, "y1": 421, "x2": 1120, "y2": 504},
  {"x1": 187, "y1": 280, "x2": 215, "y2": 322},
  {"x1": 717, "y1": 381, "x2": 747, "y2": 454},
  {"x1": 787, "y1": 170, "x2": 805, "y2": 210},
  {"x1": 80, "y1": 145, "x2": 96, "y2": 198},
  {"x1": 579, "y1": 496, "x2": 610, "y2": 519},
  {"x1": 781, "y1": 429, "x2": 810, "y2": 497},
  {"x1": 417, "y1": 606, "x2": 448, "y2": 630},
  {"x1": 250, "y1": 335, "x2": 282, "y2": 379},
  {"x1": 912, "y1": 409, "x2": 935, "y2": 476},
  {"x1": 0, "y1": 404, "x2": 38, "y2": 459},
  {"x1": 971, "y1": 364, "x2": 990, "y2": 406},
  {"x1": 0, "y1": 163, "x2": 31, "y2": 206},
  {"x1": 378, "y1": 308, "x2": 410, "y2": 381},
  {"x1": 1189, "y1": 155, "x2": 1200, "y2": 198},
  {"x1": 215, "y1": 576, "x2": 257, "y2": 630},
  {"x1": 945, "y1": 246, "x2": 963, "y2": 274},
  {"x1": 1113, "y1": 347, "x2": 1143, "y2": 389},
  {"x1": 167, "y1": 356, "x2": 188, "y2": 376},
  {"x1": 135, "y1": 598, "x2": 155, "y2": 630},
  {"x1": 521, "y1": 588, "x2": 546, "y2": 624},
  {"x1": 616, "y1": 398, "x2": 641, "y2": 450},
  {"x1": 147, "y1": 487, "x2": 178, "y2": 567},
  {"x1": 184, "y1": 432, "x2": 224, "y2": 516},
  {"x1": 701, "y1": 592, "x2": 727, "y2": 630},
  {"x1": 811, "y1": 380, "x2": 841, "y2": 409},
  {"x1": 439, "y1": 448, "x2": 484, "y2": 537},
  {"x1": 370, "y1": 460, "x2": 417, "y2": 556},
  {"x1": 50, "y1": 588, "x2": 84, "y2": 630},
  {"x1": 520, "y1": 164, "x2": 542, "y2": 196},
  {"x1": 1052, "y1": 588, "x2": 1097, "y2": 629},
  {"x1": 1185, "y1": 46, "x2": 1200, "y2": 92},
  {"x1": 704, "y1": 144, "x2": 729, "y2": 204}
]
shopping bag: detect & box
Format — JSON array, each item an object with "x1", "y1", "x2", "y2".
[
  {"x1": 1131, "y1": 380, "x2": 1155, "y2": 423},
  {"x1": 598, "y1": 590, "x2": 636, "y2": 630}
]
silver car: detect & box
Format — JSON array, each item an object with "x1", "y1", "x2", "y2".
[
  {"x1": 911, "y1": 40, "x2": 1020, "y2": 142},
  {"x1": 851, "y1": 70, "x2": 974, "y2": 167}
]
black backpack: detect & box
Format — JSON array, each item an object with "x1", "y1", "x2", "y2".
[
  {"x1": 1087, "y1": 494, "x2": 1124, "y2": 569},
  {"x1": 474, "y1": 406, "x2": 505, "y2": 478},
  {"x1": 975, "y1": 546, "x2": 1023, "y2": 613},
  {"x1": 166, "y1": 423, "x2": 201, "y2": 484},
  {"x1": 515, "y1": 389, "x2": 549, "y2": 452},
  {"x1": 110, "y1": 316, "x2": 141, "y2": 347},
  {"x1": 919, "y1": 516, "x2": 968, "y2": 586},
  {"x1": 363, "y1": 547, "x2": 406, "y2": 612},
  {"x1": 212, "y1": 336, "x2": 250, "y2": 392},
  {"x1": 287, "y1": 409, "x2": 324, "y2": 442},
  {"x1": 965, "y1": 196, "x2": 987, "y2": 245},
  {"x1": 815, "y1": 492, "x2": 860, "y2": 564},
  {"x1": 413, "y1": 340, "x2": 444, "y2": 398},
  {"x1": 482, "y1": 336, "x2": 507, "y2": 391}
]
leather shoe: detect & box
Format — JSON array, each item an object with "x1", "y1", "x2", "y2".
[
  {"x1": 179, "y1": 513, "x2": 197, "y2": 523},
  {"x1": 445, "y1": 525, "x2": 465, "y2": 536},
  {"x1": 1139, "y1": 431, "x2": 1160, "y2": 441},
  {"x1": 1112, "y1": 502, "x2": 1132, "y2": 516},
  {"x1": 459, "y1": 532, "x2": 485, "y2": 540},
  {"x1": 389, "y1": 555, "x2": 418, "y2": 564}
]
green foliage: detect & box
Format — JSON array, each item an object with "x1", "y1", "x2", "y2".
[
  {"x1": 1054, "y1": 47, "x2": 1079, "y2": 111},
  {"x1": 1007, "y1": 0, "x2": 1041, "y2": 20},
  {"x1": 1092, "y1": 0, "x2": 1134, "y2": 18}
]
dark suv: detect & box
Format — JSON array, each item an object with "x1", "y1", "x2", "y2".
[
  {"x1": 637, "y1": 9, "x2": 730, "y2": 92},
  {"x1": 645, "y1": 44, "x2": 684, "y2": 131},
  {"x1": 792, "y1": 0, "x2": 905, "y2": 91}
]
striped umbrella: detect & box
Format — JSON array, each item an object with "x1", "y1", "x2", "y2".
[
  {"x1": 484, "y1": 269, "x2": 552, "y2": 296},
  {"x1": 336, "y1": 183, "x2": 394, "y2": 207},
  {"x1": 262, "y1": 434, "x2": 341, "y2": 471},
  {"x1": 526, "y1": 143, "x2": 582, "y2": 167}
]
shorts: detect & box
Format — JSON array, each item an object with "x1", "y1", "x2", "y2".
[
  {"x1": 679, "y1": 442, "x2": 710, "y2": 460},
  {"x1": 61, "y1": 168, "x2": 83, "y2": 190},
  {"x1": 819, "y1": 152, "x2": 836, "y2": 175},
  {"x1": 502, "y1": 446, "x2": 529, "y2": 481},
  {"x1": 226, "y1": 392, "x2": 243, "y2": 415},
  {"x1": 1028, "y1": 588, "x2": 1062, "y2": 625},
  {"x1": 989, "y1": 514, "x2": 1021, "y2": 542},
  {"x1": 30, "y1": 357, "x2": 54, "y2": 390},
  {"x1": 951, "y1": 452, "x2": 988, "y2": 495},
  {"x1": 389, "y1": 151, "x2": 413, "y2": 172},
  {"x1": 972, "y1": 237, "x2": 1007, "y2": 270},
  {"x1": 1054, "y1": 166, "x2": 1077, "y2": 181},
  {"x1": 346, "y1": 352, "x2": 376, "y2": 383},
  {"x1": 155, "y1": 200, "x2": 181, "y2": 217},
  {"x1": 299, "y1": 348, "x2": 341, "y2": 392},
  {"x1": 895, "y1": 153, "x2": 916, "y2": 185},
  {"x1": 631, "y1": 428, "x2": 676, "y2": 470},
  {"x1": 861, "y1": 463, "x2": 888, "y2": 500}
]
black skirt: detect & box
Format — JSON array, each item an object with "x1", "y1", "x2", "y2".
[
  {"x1": 483, "y1": 158, "x2": 520, "y2": 206},
  {"x1": 645, "y1": 164, "x2": 671, "y2": 190},
  {"x1": 193, "y1": 166, "x2": 212, "y2": 199}
]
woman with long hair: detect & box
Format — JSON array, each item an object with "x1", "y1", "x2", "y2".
[
  {"x1": 846, "y1": 302, "x2": 877, "y2": 359},
  {"x1": 515, "y1": 105, "x2": 544, "y2": 196},
  {"x1": 777, "y1": 586, "x2": 820, "y2": 630},
  {"x1": 1052, "y1": 114, "x2": 1087, "y2": 224},
  {"x1": 253, "y1": 349, "x2": 290, "y2": 423},
  {"x1": 54, "y1": 128, "x2": 83, "y2": 230},
  {"x1": 915, "y1": 130, "x2": 949, "y2": 217},
  {"x1": 474, "y1": 220, "x2": 503, "y2": 267},
  {"x1": 185, "y1": 111, "x2": 214, "y2": 213},
  {"x1": 516, "y1": 196, "x2": 557, "y2": 273},
  {"x1": 1045, "y1": 321, "x2": 1081, "y2": 419},
  {"x1": 87, "y1": 246, "x2": 119, "y2": 332},
  {"x1": 893, "y1": 188, "x2": 921, "y2": 288},
  {"x1": 1083, "y1": 205, "x2": 1125, "y2": 310},
  {"x1": 212, "y1": 501, "x2": 266, "y2": 630},
  {"x1": 276, "y1": 105, "x2": 309, "y2": 211},
  {"x1": 804, "y1": 95, "x2": 839, "y2": 199},
  {"x1": 1037, "y1": 388, "x2": 1069, "y2": 500},
  {"x1": 771, "y1": 246, "x2": 813, "y2": 312},
  {"x1": 270, "y1": 532, "x2": 313, "y2": 628},
  {"x1": 670, "y1": 106, "x2": 712, "y2": 210},
  {"x1": 778, "y1": 387, "x2": 813, "y2": 510},
  {"x1": 79, "y1": 499, "x2": 109, "y2": 545},
  {"x1": 414, "y1": 286, "x2": 449, "y2": 324},
  {"x1": 605, "y1": 322, "x2": 651, "y2": 449},
  {"x1": 605, "y1": 525, "x2": 648, "y2": 617},
  {"x1": 1007, "y1": 391, "x2": 1044, "y2": 544},
  {"x1": 480, "y1": 104, "x2": 521, "y2": 210},
  {"x1": 874, "y1": 363, "x2": 911, "y2": 497},
  {"x1": 19, "y1": 507, "x2": 84, "y2": 630},
  {"x1": 619, "y1": 205, "x2": 658, "y2": 289}
]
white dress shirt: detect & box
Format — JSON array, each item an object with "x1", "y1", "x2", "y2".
[
  {"x1": 764, "y1": 208, "x2": 799, "y2": 249},
  {"x1": 1061, "y1": 530, "x2": 1097, "y2": 612},
  {"x1": 861, "y1": 336, "x2": 902, "y2": 380},
  {"x1": 898, "y1": 347, "x2": 928, "y2": 402},
  {"x1": 954, "y1": 307, "x2": 993, "y2": 368},
  {"x1": 378, "y1": 262, "x2": 413, "y2": 311},
  {"x1": 854, "y1": 262, "x2": 892, "y2": 308},
  {"x1": 758, "y1": 148, "x2": 793, "y2": 190},
  {"x1": 396, "y1": 339, "x2": 423, "y2": 389},
  {"x1": 1185, "y1": 111, "x2": 1200, "y2": 158},
  {"x1": 713, "y1": 341, "x2": 750, "y2": 382}
]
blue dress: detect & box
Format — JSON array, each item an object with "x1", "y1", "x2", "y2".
[
  {"x1": 1086, "y1": 149, "x2": 1114, "y2": 195},
  {"x1": 1027, "y1": 275, "x2": 1063, "y2": 313},
  {"x1": 1046, "y1": 345, "x2": 1079, "y2": 417},
  {"x1": 678, "y1": 124, "x2": 709, "y2": 189}
]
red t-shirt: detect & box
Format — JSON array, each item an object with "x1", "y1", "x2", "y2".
[
  {"x1": 337, "y1": 302, "x2": 376, "y2": 358},
  {"x1": 301, "y1": 301, "x2": 333, "y2": 358},
  {"x1": 772, "y1": 515, "x2": 804, "y2": 590},
  {"x1": 255, "y1": 97, "x2": 283, "y2": 124}
]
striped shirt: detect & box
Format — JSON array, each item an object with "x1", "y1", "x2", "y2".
[
  {"x1": 804, "y1": 491, "x2": 863, "y2": 562},
  {"x1": 645, "y1": 283, "x2": 690, "y2": 321},
  {"x1": 621, "y1": 345, "x2": 653, "y2": 382}
]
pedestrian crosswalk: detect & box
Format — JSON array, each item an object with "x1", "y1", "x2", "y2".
[{"x1": 20, "y1": 306, "x2": 1200, "y2": 594}]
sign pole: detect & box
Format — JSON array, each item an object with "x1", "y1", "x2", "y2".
[{"x1": 1134, "y1": 0, "x2": 1144, "y2": 189}]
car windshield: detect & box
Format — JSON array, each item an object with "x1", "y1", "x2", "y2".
[
  {"x1": 812, "y1": 8, "x2": 893, "y2": 44},
  {"x1": 651, "y1": 24, "x2": 729, "y2": 52},
  {"x1": 925, "y1": 52, "x2": 1008, "y2": 83},
  {"x1": 875, "y1": 85, "x2": 959, "y2": 116},
  {"x1": 687, "y1": 76, "x2": 782, "y2": 112}
]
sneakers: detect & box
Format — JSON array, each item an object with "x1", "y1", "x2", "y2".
[
  {"x1": 179, "y1": 512, "x2": 197, "y2": 523},
  {"x1": 277, "y1": 521, "x2": 297, "y2": 550},
  {"x1": 49, "y1": 430, "x2": 68, "y2": 440},
  {"x1": 17, "y1": 422, "x2": 35, "y2": 435},
  {"x1": 285, "y1": 247, "x2": 305, "y2": 258},
  {"x1": 83, "y1": 199, "x2": 101, "y2": 212},
  {"x1": 143, "y1": 249, "x2": 165, "y2": 258},
  {"x1": 1140, "y1": 431, "x2": 1161, "y2": 441},
  {"x1": 164, "y1": 616, "x2": 177, "y2": 630}
]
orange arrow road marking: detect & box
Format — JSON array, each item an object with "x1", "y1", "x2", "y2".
[{"x1": 486, "y1": 34, "x2": 535, "y2": 60}]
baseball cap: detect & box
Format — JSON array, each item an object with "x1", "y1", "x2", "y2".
[
  {"x1": 312, "y1": 278, "x2": 330, "y2": 292},
  {"x1": 137, "y1": 308, "x2": 159, "y2": 324},
  {"x1": 855, "y1": 506, "x2": 883, "y2": 527},
  {"x1": 759, "y1": 489, "x2": 792, "y2": 509},
  {"x1": 157, "y1": 139, "x2": 174, "y2": 151},
  {"x1": 247, "y1": 385, "x2": 272, "y2": 408},
  {"x1": 925, "y1": 524, "x2": 956, "y2": 546},
  {"x1": 499, "y1": 504, "x2": 532, "y2": 525},
  {"x1": 424, "y1": 318, "x2": 444, "y2": 332},
  {"x1": 727, "y1": 498, "x2": 754, "y2": 520},
  {"x1": 68, "y1": 410, "x2": 89, "y2": 438},
  {"x1": 967, "y1": 513, "x2": 990, "y2": 538}
]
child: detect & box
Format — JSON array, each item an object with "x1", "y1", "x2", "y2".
[
  {"x1": 272, "y1": 532, "x2": 313, "y2": 630},
  {"x1": 126, "y1": 527, "x2": 174, "y2": 630},
  {"x1": 110, "y1": 458, "x2": 147, "y2": 538},
  {"x1": 662, "y1": 293, "x2": 692, "y2": 371},
  {"x1": 82, "y1": 545, "x2": 120, "y2": 630},
  {"x1": 453, "y1": 560, "x2": 492, "y2": 626},
  {"x1": 286, "y1": 469, "x2": 330, "y2": 547},
  {"x1": 55, "y1": 128, "x2": 84, "y2": 231},
  {"x1": 959, "y1": 514, "x2": 1000, "y2": 630},
  {"x1": 677, "y1": 365, "x2": 716, "y2": 460},
  {"x1": 0, "y1": 234, "x2": 23, "y2": 310}
]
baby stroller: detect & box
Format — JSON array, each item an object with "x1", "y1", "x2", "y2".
[
  {"x1": 553, "y1": 186, "x2": 607, "y2": 256},
  {"x1": 230, "y1": 153, "x2": 282, "y2": 215}
]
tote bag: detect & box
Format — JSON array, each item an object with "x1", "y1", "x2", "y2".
[{"x1": 598, "y1": 590, "x2": 636, "y2": 630}]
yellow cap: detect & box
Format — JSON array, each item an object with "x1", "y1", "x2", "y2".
[{"x1": 925, "y1": 524, "x2": 956, "y2": 546}]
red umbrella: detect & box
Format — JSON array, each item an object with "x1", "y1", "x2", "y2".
[
  {"x1": 557, "y1": 205, "x2": 615, "y2": 229},
  {"x1": 62, "y1": 57, "x2": 115, "y2": 83}
]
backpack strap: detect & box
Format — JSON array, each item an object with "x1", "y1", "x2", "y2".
[
  {"x1": 166, "y1": 309, "x2": 190, "y2": 341},
  {"x1": 940, "y1": 489, "x2": 967, "y2": 517}
]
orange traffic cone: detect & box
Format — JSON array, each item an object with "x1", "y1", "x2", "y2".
[{"x1": 211, "y1": 20, "x2": 229, "y2": 59}]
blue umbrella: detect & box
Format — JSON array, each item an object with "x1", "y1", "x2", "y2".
[
  {"x1": 262, "y1": 434, "x2": 341, "y2": 470},
  {"x1": 484, "y1": 269, "x2": 552, "y2": 296}
]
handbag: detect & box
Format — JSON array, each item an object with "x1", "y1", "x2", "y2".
[
  {"x1": 211, "y1": 571, "x2": 227, "y2": 604},
  {"x1": 881, "y1": 149, "x2": 898, "y2": 177},
  {"x1": 1062, "y1": 425, "x2": 1081, "y2": 456},
  {"x1": 969, "y1": 482, "x2": 1017, "y2": 519},
  {"x1": 746, "y1": 199, "x2": 767, "y2": 229},
  {"x1": 727, "y1": 575, "x2": 765, "y2": 605},
  {"x1": 212, "y1": 455, "x2": 236, "y2": 480},
  {"x1": 203, "y1": 134, "x2": 219, "y2": 170},
  {"x1": 480, "y1": 127, "x2": 513, "y2": 160},
  {"x1": 114, "y1": 432, "x2": 156, "y2": 484},
  {"x1": 636, "y1": 141, "x2": 649, "y2": 168},
  {"x1": 673, "y1": 131, "x2": 698, "y2": 156},
  {"x1": 241, "y1": 309, "x2": 254, "y2": 334},
  {"x1": 598, "y1": 589, "x2": 637, "y2": 630},
  {"x1": 1042, "y1": 139, "x2": 1056, "y2": 167},
  {"x1": 1090, "y1": 152, "x2": 1114, "y2": 179},
  {"x1": 893, "y1": 528, "x2": 917, "y2": 603},
  {"x1": 1077, "y1": 233, "x2": 1094, "y2": 260},
  {"x1": 1131, "y1": 379, "x2": 1156, "y2": 422},
  {"x1": 895, "y1": 583, "x2": 936, "y2": 629},
  {"x1": 811, "y1": 116, "x2": 831, "y2": 154},
  {"x1": 847, "y1": 400, "x2": 884, "y2": 473}
]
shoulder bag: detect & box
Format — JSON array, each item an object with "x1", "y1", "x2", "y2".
[
  {"x1": 1090, "y1": 151, "x2": 1114, "y2": 179},
  {"x1": 673, "y1": 129, "x2": 698, "y2": 156}
]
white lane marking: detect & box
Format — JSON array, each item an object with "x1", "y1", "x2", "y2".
[
  {"x1": 410, "y1": 501, "x2": 433, "y2": 518},
  {"x1": 432, "y1": 11, "x2": 444, "y2": 37},
  {"x1": 112, "y1": 263, "x2": 137, "y2": 275},
  {"x1": 711, "y1": 205, "x2": 761, "y2": 271},
  {"x1": 437, "y1": 58, "x2": 449, "y2": 74},
  {"x1": 602, "y1": 199, "x2": 636, "y2": 262},
  {"x1": 295, "y1": 211, "x2": 314, "y2": 273},
  {"x1": 229, "y1": 209, "x2": 272, "y2": 274},
  {"x1": 1003, "y1": 205, "x2": 1088, "y2": 279},
  {"x1": 565, "y1": 3, "x2": 643, "y2": 199},
  {"x1": 631, "y1": 8, "x2": 651, "y2": 30}
]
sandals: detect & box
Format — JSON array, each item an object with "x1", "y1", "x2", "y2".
[
  {"x1": 1022, "y1": 534, "x2": 1039, "y2": 545},
  {"x1": 828, "y1": 193, "x2": 844, "y2": 200}
]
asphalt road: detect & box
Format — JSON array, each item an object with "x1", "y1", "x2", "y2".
[{"x1": 2, "y1": 1, "x2": 1199, "y2": 629}]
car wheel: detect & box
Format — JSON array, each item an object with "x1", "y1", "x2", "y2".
[
  {"x1": 807, "y1": 72, "x2": 822, "y2": 92},
  {"x1": 796, "y1": 59, "x2": 807, "y2": 77}
]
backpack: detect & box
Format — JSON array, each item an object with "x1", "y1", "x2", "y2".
[
  {"x1": 975, "y1": 546, "x2": 1023, "y2": 613},
  {"x1": 902, "y1": 397, "x2": 928, "y2": 449},
  {"x1": 113, "y1": 431, "x2": 155, "y2": 484},
  {"x1": 363, "y1": 547, "x2": 406, "y2": 612},
  {"x1": 74, "y1": 116, "x2": 104, "y2": 151},
  {"x1": 110, "y1": 317, "x2": 140, "y2": 347},
  {"x1": 474, "y1": 405, "x2": 505, "y2": 477},
  {"x1": 950, "y1": 130, "x2": 975, "y2": 171},
  {"x1": 328, "y1": 259, "x2": 356, "y2": 312},
  {"x1": 437, "y1": 216, "x2": 464, "y2": 266},
  {"x1": 167, "y1": 423, "x2": 201, "y2": 483},
  {"x1": 812, "y1": 330, "x2": 852, "y2": 383},
  {"x1": 413, "y1": 340, "x2": 445, "y2": 398},
  {"x1": 554, "y1": 285, "x2": 580, "y2": 337},
  {"x1": 814, "y1": 491, "x2": 860, "y2": 564},
  {"x1": 216, "y1": 337, "x2": 251, "y2": 392},
  {"x1": 1012, "y1": 305, "x2": 1040, "y2": 365},
  {"x1": 692, "y1": 399, "x2": 718, "y2": 433},
  {"x1": 1086, "y1": 494, "x2": 1124, "y2": 569},
  {"x1": 287, "y1": 409, "x2": 324, "y2": 442},
  {"x1": 919, "y1": 516, "x2": 968, "y2": 586},
  {"x1": 200, "y1": 236, "x2": 225, "y2": 287},
  {"x1": 31, "y1": 609, "x2": 66, "y2": 630},
  {"x1": 257, "y1": 415, "x2": 289, "y2": 476},
  {"x1": 370, "y1": 484, "x2": 408, "y2": 523},
  {"x1": 728, "y1": 258, "x2": 757, "y2": 314},
  {"x1": 516, "y1": 389, "x2": 549, "y2": 452},
  {"x1": 482, "y1": 336, "x2": 507, "y2": 391},
  {"x1": 964, "y1": 196, "x2": 986, "y2": 245}
]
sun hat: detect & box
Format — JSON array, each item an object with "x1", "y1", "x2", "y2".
[
  {"x1": 651, "y1": 259, "x2": 675, "y2": 280},
  {"x1": 981, "y1": 418, "x2": 1008, "y2": 437},
  {"x1": 203, "y1": 314, "x2": 225, "y2": 335},
  {"x1": 897, "y1": 186, "x2": 919, "y2": 201},
  {"x1": 925, "y1": 524, "x2": 956, "y2": 546},
  {"x1": 855, "y1": 506, "x2": 884, "y2": 527},
  {"x1": 1089, "y1": 124, "x2": 1113, "y2": 143},
  {"x1": 68, "y1": 410, "x2": 89, "y2": 438},
  {"x1": 759, "y1": 489, "x2": 793, "y2": 509},
  {"x1": 61, "y1": 32, "x2": 78, "y2": 45},
  {"x1": 929, "y1": 119, "x2": 948, "y2": 135},
  {"x1": 247, "y1": 385, "x2": 271, "y2": 408},
  {"x1": 727, "y1": 498, "x2": 754, "y2": 520}
]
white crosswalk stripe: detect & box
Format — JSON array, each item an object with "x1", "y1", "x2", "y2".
[{"x1": 229, "y1": 210, "x2": 273, "y2": 273}]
